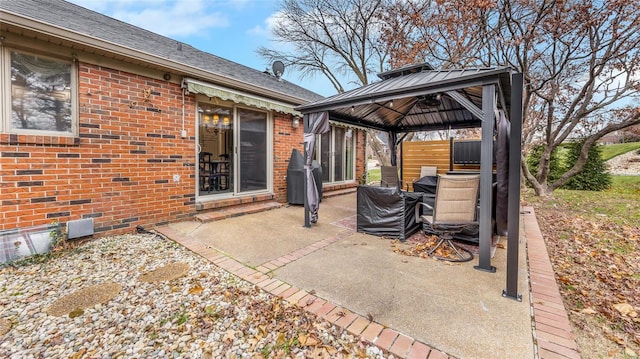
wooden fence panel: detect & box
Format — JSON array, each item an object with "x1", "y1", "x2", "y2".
[{"x1": 401, "y1": 140, "x2": 481, "y2": 190}]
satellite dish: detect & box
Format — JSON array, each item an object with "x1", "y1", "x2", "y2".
[{"x1": 272, "y1": 60, "x2": 285, "y2": 79}]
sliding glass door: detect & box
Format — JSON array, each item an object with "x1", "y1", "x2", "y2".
[
  {"x1": 197, "y1": 100, "x2": 270, "y2": 198},
  {"x1": 238, "y1": 108, "x2": 268, "y2": 192}
]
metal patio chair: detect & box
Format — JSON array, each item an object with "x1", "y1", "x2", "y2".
[{"x1": 416, "y1": 174, "x2": 480, "y2": 262}]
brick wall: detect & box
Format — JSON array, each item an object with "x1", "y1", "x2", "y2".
[
  {"x1": 0, "y1": 62, "x2": 365, "y2": 236},
  {"x1": 273, "y1": 114, "x2": 304, "y2": 203},
  {"x1": 1, "y1": 63, "x2": 196, "y2": 235}
]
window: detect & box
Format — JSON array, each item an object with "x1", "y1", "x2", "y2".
[
  {"x1": 2, "y1": 49, "x2": 77, "y2": 136},
  {"x1": 317, "y1": 125, "x2": 356, "y2": 183}
]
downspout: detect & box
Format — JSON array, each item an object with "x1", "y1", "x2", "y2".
[{"x1": 180, "y1": 79, "x2": 187, "y2": 138}]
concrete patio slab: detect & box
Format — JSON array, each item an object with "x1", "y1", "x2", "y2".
[
  {"x1": 167, "y1": 195, "x2": 356, "y2": 266},
  {"x1": 274, "y1": 231, "x2": 533, "y2": 359},
  {"x1": 160, "y1": 193, "x2": 576, "y2": 358}
]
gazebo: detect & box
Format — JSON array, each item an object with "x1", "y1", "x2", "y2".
[{"x1": 296, "y1": 64, "x2": 524, "y2": 300}]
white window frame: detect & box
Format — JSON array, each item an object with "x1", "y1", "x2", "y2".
[{"x1": 1, "y1": 48, "x2": 78, "y2": 137}]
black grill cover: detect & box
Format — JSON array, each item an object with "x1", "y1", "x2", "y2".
[{"x1": 287, "y1": 149, "x2": 322, "y2": 204}]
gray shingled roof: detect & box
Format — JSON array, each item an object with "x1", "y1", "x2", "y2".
[{"x1": 0, "y1": 0, "x2": 324, "y2": 104}]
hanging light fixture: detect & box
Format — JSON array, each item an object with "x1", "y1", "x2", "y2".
[
  {"x1": 223, "y1": 116, "x2": 230, "y2": 127},
  {"x1": 203, "y1": 115, "x2": 210, "y2": 124},
  {"x1": 212, "y1": 114, "x2": 220, "y2": 125}
]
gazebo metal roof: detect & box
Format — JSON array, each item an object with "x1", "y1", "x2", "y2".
[
  {"x1": 296, "y1": 64, "x2": 524, "y2": 300},
  {"x1": 296, "y1": 67, "x2": 513, "y2": 133}
]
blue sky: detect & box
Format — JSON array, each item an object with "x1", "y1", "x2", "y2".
[{"x1": 67, "y1": 0, "x2": 339, "y2": 97}]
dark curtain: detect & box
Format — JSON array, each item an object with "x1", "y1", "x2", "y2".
[
  {"x1": 495, "y1": 109, "x2": 509, "y2": 235},
  {"x1": 304, "y1": 112, "x2": 330, "y2": 223}
]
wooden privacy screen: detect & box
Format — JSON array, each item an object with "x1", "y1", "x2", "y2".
[{"x1": 401, "y1": 139, "x2": 481, "y2": 190}]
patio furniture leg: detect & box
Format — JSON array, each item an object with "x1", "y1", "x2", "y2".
[{"x1": 427, "y1": 233, "x2": 474, "y2": 262}]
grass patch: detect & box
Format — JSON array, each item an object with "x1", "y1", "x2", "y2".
[
  {"x1": 600, "y1": 141, "x2": 640, "y2": 161},
  {"x1": 527, "y1": 175, "x2": 640, "y2": 226},
  {"x1": 532, "y1": 141, "x2": 640, "y2": 167},
  {"x1": 367, "y1": 168, "x2": 380, "y2": 183}
]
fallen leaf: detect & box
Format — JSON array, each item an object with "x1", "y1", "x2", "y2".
[
  {"x1": 613, "y1": 303, "x2": 635, "y2": 316},
  {"x1": 580, "y1": 307, "x2": 597, "y2": 314},
  {"x1": 258, "y1": 325, "x2": 268, "y2": 337},
  {"x1": 299, "y1": 333, "x2": 319, "y2": 346},
  {"x1": 189, "y1": 283, "x2": 204, "y2": 295},
  {"x1": 248, "y1": 338, "x2": 259, "y2": 350},
  {"x1": 607, "y1": 332, "x2": 626, "y2": 345},
  {"x1": 224, "y1": 329, "x2": 237, "y2": 342},
  {"x1": 70, "y1": 348, "x2": 87, "y2": 359}
]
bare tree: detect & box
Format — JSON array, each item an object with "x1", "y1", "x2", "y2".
[
  {"x1": 258, "y1": 0, "x2": 388, "y2": 91},
  {"x1": 258, "y1": 0, "x2": 392, "y2": 164},
  {"x1": 381, "y1": 0, "x2": 640, "y2": 195}
]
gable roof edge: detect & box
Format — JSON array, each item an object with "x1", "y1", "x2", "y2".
[{"x1": 1, "y1": 9, "x2": 313, "y2": 107}]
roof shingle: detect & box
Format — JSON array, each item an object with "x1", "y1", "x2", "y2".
[{"x1": 0, "y1": 0, "x2": 324, "y2": 104}]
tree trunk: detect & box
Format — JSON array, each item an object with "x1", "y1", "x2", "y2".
[{"x1": 366, "y1": 129, "x2": 390, "y2": 165}]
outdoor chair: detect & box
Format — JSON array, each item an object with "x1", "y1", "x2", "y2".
[
  {"x1": 380, "y1": 165, "x2": 412, "y2": 190},
  {"x1": 380, "y1": 165, "x2": 401, "y2": 189},
  {"x1": 419, "y1": 166, "x2": 437, "y2": 178},
  {"x1": 415, "y1": 174, "x2": 480, "y2": 262}
]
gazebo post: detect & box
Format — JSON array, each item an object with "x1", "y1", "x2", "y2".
[
  {"x1": 503, "y1": 73, "x2": 524, "y2": 300},
  {"x1": 475, "y1": 84, "x2": 497, "y2": 273},
  {"x1": 303, "y1": 116, "x2": 311, "y2": 228}
]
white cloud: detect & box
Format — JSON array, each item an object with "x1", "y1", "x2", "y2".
[
  {"x1": 247, "y1": 11, "x2": 283, "y2": 37},
  {"x1": 246, "y1": 25, "x2": 268, "y2": 37},
  {"x1": 69, "y1": 0, "x2": 230, "y2": 37}
]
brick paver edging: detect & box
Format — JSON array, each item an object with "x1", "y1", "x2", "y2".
[
  {"x1": 157, "y1": 206, "x2": 581, "y2": 359},
  {"x1": 523, "y1": 206, "x2": 581, "y2": 359},
  {"x1": 156, "y1": 225, "x2": 453, "y2": 358}
]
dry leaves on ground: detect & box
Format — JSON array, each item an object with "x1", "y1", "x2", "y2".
[
  {"x1": 533, "y1": 202, "x2": 640, "y2": 357},
  {"x1": 390, "y1": 232, "x2": 473, "y2": 262}
]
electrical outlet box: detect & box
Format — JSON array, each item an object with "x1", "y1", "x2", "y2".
[
  {"x1": 181, "y1": 130, "x2": 187, "y2": 138},
  {"x1": 173, "y1": 174, "x2": 180, "y2": 182}
]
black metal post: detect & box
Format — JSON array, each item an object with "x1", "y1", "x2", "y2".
[
  {"x1": 503, "y1": 73, "x2": 524, "y2": 300},
  {"x1": 303, "y1": 116, "x2": 311, "y2": 228},
  {"x1": 449, "y1": 137, "x2": 454, "y2": 172}
]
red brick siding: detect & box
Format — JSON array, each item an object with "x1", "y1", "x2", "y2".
[
  {"x1": 356, "y1": 129, "x2": 366, "y2": 182},
  {"x1": 0, "y1": 62, "x2": 366, "y2": 236},
  {"x1": 273, "y1": 114, "x2": 304, "y2": 203},
  {"x1": 1, "y1": 63, "x2": 196, "y2": 235}
]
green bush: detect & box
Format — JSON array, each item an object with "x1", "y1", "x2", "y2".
[
  {"x1": 526, "y1": 144, "x2": 563, "y2": 183},
  {"x1": 562, "y1": 139, "x2": 611, "y2": 191}
]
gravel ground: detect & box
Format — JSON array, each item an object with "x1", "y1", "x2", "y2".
[
  {"x1": 607, "y1": 150, "x2": 640, "y2": 175},
  {"x1": 0, "y1": 233, "x2": 391, "y2": 359}
]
